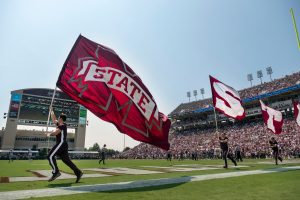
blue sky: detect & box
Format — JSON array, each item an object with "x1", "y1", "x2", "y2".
[{"x1": 0, "y1": 0, "x2": 300, "y2": 150}]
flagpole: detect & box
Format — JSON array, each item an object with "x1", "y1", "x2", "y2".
[
  {"x1": 46, "y1": 86, "x2": 57, "y2": 153},
  {"x1": 123, "y1": 133, "x2": 125, "y2": 151},
  {"x1": 212, "y1": 106, "x2": 220, "y2": 146},
  {"x1": 213, "y1": 106, "x2": 219, "y2": 132}
]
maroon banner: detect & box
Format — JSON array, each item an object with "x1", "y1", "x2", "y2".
[
  {"x1": 293, "y1": 100, "x2": 300, "y2": 126},
  {"x1": 57, "y1": 35, "x2": 170, "y2": 150},
  {"x1": 209, "y1": 75, "x2": 245, "y2": 120},
  {"x1": 260, "y1": 100, "x2": 283, "y2": 134}
]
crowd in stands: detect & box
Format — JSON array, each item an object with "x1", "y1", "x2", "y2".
[
  {"x1": 239, "y1": 71, "x2": 300, "y2": 99},
  {"x1": 120, "y1": 118, "x2": 300, "y2": 160},
  {"x1": 2, "y1": 119, "x2": 299, "y2": 161},
  {"x1": 171, "y1": 71, "x2": 300, "y2": 116}
]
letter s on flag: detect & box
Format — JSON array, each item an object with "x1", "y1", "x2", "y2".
[
  {"x1": 209, "y1": 75, "x2": 245, "y2": 120},
  {"x1": 56, "y1": 35, "x2": 170, "y2": 150}
]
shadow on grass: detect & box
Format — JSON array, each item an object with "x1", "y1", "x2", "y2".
[
  {"x1": 60, "y1": 176, "x2": 192, "y2": 193},
  {"x1": 48, "y1": 182, "x2": 74, "y2": 188},
  {"x1": 102, "y1": 182, "x2": 186, "y2": 193}
]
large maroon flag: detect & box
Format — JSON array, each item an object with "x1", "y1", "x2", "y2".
[
  {"x1": 260, "y1": 100, "x2": 283, "y2": 134},
  {"x1": 57, "y1": 35, "x2": 170, "y2": 150},
  {"x1": 293, "y1": 100, "x2": 300, "y2": 126},
  {"x1": 209, "y1": 75, "x2": 245, "y2": 120}
]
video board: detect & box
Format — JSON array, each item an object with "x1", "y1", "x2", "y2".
[{"x1": 9, "y1": 89, "x2": 87, "y2": 126}]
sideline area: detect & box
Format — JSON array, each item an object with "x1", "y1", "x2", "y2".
[
  {"x1": 2, "y1": 165, "x2": 249, "y2": 183},
  {"x1": 0, "y1": 166, "x2": 299, "y2": 200}
]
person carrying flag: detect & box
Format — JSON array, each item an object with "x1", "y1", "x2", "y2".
[
  {"x1": 218, "y1": 132, "x2": 237, "y2": 168},
  {"x1": 269, "y1": 137, "x2": 283, "y2": 165},
  {"x1": 46, "y1": 110, "x2": 83, "y2": 182}
]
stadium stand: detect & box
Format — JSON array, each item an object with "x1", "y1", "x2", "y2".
[
  {"x1": 170, "y1": 71, "x2": 300, "y2": 116},
  {"x1": 120, "y1": 71, "x2": 300, "y2": 159}
]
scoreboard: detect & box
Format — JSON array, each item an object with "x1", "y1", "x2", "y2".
[{"x1": 9, "y1": 89, "x2": 87, "y2": 127}]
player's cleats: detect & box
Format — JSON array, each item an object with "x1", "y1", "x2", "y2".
[
  {"x1": 75, "y1": 171, "x2": 83, "y2": 183},
  {"x1": 48, "y1": 172, "x2": 61, "y2": 182}
]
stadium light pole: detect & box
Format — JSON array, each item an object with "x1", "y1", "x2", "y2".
[
  {"x1": 193, "y1": 90, "x2": 198, "y2": 101},
  {"x1": 200, "y1": 88, "x2": 205, "y2": 99},
  {"x1": 187, "y1": 91, "x2": 191, "y2": 102},
  {"x1": 257, "y1": 70, "x2": 263, "y2": 84},
  {"x1": 247, "y1": 73, "x2": 253, "y2": 87},
  {"x1": 266, "y1": 66, "x2": 273, "y2": 81}
]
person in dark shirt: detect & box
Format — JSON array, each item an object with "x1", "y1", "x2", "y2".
[
  {"x1": 178, "y1": 151, "x2": 184, "y2": 161},
  {"x1": 166, "y1": 150, "x2": 172, "y2": 161},
  {"x1": 219, "y1": 132, "x2": 237, "y2": 168},
  {"x1": 269, "y1": 137, "x2": 283, "y2": 165},
  {"x1": 235, "y1": 145, "x2": 243, "y2": 162},
  {"x1": 46, "y1": 110, "x2": 83, "y2": 182},
  {"x1": 28, "y1": 149, "x2": 32, "y2": 162},
  {"x1": 8, "y1": 149, "x2": 14, "y2": 163},
  {"x1": 99, "y1": 144, "x2": 107, "y2": 164}
]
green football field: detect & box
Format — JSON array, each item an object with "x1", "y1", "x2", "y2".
[{"x1": 0, "y1": 159, "x2": 300, "y2": 200}]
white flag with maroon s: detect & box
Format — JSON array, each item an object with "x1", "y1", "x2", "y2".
[
  {"x1": 209, "y1": 75, "x2": 245, "y2": 120},
  {"x1": 260, "y1": 100, "x2": 283, "y2": 134},
  {"x1": 293, "y1": 100, "x2": 300, "y2": 126}
]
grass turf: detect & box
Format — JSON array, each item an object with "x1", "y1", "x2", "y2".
[{"x1": 0, "y1": 159, "x2": 299, "y2": 199}]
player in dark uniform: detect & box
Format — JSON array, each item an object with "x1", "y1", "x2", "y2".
[
  {"x1": 28, "y1": 149, "x2": 32, "y2": 162},
  {"x1": 219, "y1": 132, "x2": 237, "y2": 168},
  {"x1": 166, "y1": 150, "x2": 172, "y2": 161},
  {"x1": 269, "y1": 137, "x2": 283, "y2": 165},
  {"x1": 8, "y1": 149, "x2": 14, "y2": 163},
  {"x1": 235, "y1": 145, "x2": 243, "y2": 162},
  {"x1": 46, "y1": 110, "x2": 83, "y2": 182},
  {"x1": 178, "y1": 151, "x2": 184, "y2": 161},
  {"x1": 99, "y1": 144, "x2": 107, "y2": 164}
]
